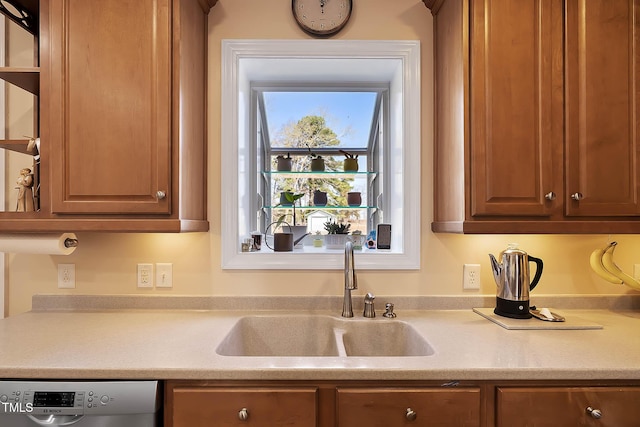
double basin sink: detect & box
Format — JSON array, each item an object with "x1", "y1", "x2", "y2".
[{"x1": 216, "y1": 315, "x2": 434, "y2": 357}]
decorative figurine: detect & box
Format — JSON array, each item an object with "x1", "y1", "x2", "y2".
[{"x1": 16, "y1": 167, "x2": 34, "y2": 212}]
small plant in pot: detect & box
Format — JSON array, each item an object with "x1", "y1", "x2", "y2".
[
  {"x1": 313, "y1": 189, "x2": 328, "y2": 206},
  {"x1": 323, "y1": 219, "x2": 351, "y2": 249},
  {"x1": 324, "y1": 220, "x2": 351, "y2": 234},
  {"x1": 307, "y1": 145, "x2": 325, "y2": 171},
  {"x1": 278, "y1": 191, "x2": 305, "y2": 225},
  {"x1": 340, "y1": 149, "x2": 358, "y2": 172},
  {"x1": 276, "y1": 191, "x2": 308, "y2": 247},
  {"x1": 276, "y1": 153, "x2": 292, "y2": 171}
]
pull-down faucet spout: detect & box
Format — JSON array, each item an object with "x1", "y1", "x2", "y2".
[{"x1": 342, "y1": 240, "x2": 358, "y2": 317}]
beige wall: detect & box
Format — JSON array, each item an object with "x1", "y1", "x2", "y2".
[
  {"x1": 6, "y1": 20, "x2": 35, "y2": 212},
  {"x1": 5, "y1": 0, "x2": 640, "y2": 316}
]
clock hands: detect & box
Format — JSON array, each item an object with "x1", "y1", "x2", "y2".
[{"x1": 320, "y1": 0, "x2": 325, "y2": 13}]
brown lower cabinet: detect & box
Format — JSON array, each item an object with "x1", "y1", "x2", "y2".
[
  {"x1": 170, "y1": 386, "x2": 318, "y2": 427},
  {"x1": 496, "y1": 387, "x2": 640, "y2": 427},
  {"x1": 336, "y1": 387, "x2": 480, "y2": 426},
  {"x1": 165, "y1": 380, "x2": 640, "y2": 427}
]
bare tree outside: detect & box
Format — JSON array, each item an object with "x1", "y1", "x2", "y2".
[{"x1": 270, "y1": 115, "x2": 358, "y2": 226}]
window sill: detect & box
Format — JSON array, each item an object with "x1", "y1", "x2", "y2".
[{"x1": 222, "y1": 247, "x2": 420, "y2": 270}]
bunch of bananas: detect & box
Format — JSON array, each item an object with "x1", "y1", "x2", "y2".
[{"x1": 589, "y1": 241, "x2": 640, "y2": 290}]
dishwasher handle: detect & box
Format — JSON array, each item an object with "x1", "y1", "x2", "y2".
[{"x1": 27, "y1": 414, "x2": 85, "y2": 426}]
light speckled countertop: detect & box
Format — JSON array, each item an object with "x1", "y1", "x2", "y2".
[{"x1": 1, "y1": 295, "x2": 639, "y2": 381}]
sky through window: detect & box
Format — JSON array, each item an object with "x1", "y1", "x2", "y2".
[{"x1": 263, "y1": 91, "x2": 378, "y2": 149}]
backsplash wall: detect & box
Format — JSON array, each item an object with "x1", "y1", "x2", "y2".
[{"x1": 6, "y1": 0, "x2": 640, "y2": 315}]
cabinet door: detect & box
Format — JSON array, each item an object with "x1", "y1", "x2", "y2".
[
  {"x1": 47, "y1": 0, "x2": 171, "y2": 214},
  {"x1": 565, "y1": 0, "x2": 640, "y2": 216},
  {"x1": 336, "y1": 387, "x2": 480, "y2": 427},
  {"x1": 171, "y1": 387, "x2": 318, "y2": 427},
  {"x1": 469, "y1": 0, "x2": 563, "y2": 217},
  {"x1": 497, "y1": 386, "x2": 640, "y2": 427}
]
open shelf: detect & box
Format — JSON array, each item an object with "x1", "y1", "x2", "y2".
[
  {"x1": 0, "y1": 139, "x2": 36, "y2": 155},
  {"x1": 0, "y1": 67, "x2": 39, "y2": 95}
]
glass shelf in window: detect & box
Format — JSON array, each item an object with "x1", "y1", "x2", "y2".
[
  {"x1": 263, "y1": 171, "x2": 377, "y2": 179},
  {"x1": 264, "y1": 205, "x2": 376, "y2": 210}
]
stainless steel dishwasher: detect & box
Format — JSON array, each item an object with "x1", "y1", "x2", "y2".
[{"x1": 0, "y1": 380, "x2": 159, "y2": 427}]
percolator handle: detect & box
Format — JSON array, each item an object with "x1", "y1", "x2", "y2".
[{"x1": 529, "y1": 256, "x2": 544, "y2": 291}]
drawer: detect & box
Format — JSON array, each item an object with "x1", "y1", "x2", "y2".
[
  {"x1": 336, "y1": 387, "x2": 481, "y2": 426},
  {"x1": 171, "y1": 387, "x2": 318, "y2": 427},
  {"x1": 497, "y1": 386, "x2": 640, "y2": 427}
]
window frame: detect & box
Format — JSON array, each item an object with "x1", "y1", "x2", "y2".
[
  {"x1": 220, "y1": 39, "x2": 421, "y2": 270},
  {"x1": 253, "y1": 84, "x2": 388, "y2": 237}
]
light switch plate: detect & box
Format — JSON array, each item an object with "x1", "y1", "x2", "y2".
[{"x1": 155, "y1": 263, "x2": 173, "y2": 288}]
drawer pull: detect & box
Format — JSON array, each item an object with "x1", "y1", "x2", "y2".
[
  {"x1": 586, "y1": 406, "x2": 602, "y2": 419},
  {"x1": 545, "y1": 192, "x2": 556, "y2": 201},
  {"x1": 156, "y1": 190, "x2": 167, "y2": 200},
  {"x1": 405, "y1": 407, "x2": 417, "y2": 421},
  {"x1": 571, "y1": 192, "x2": 583, "y2": 201},
  {"x1": 238, "y1": 407, "x2": 249, "y2": 421}
]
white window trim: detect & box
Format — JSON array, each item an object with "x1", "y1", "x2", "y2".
[
  {"x1": 0, "y1": 15, "x2": 6, "y2": 317},
  {"x1": 221, "y1": 39, "x2": 421, "y2": 270}
]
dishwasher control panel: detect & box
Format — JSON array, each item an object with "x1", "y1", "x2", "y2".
[{"x1": 0, "y1": 381, "x2": 158, "y2": 416}]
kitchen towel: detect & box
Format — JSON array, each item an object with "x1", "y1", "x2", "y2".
[{"x1": 0, "y1": 233, "x2": 77, "y2": 255}]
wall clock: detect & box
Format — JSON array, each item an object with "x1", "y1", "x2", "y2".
[{"x1": 292, "y1": 0, "x2": 353, "y2": 36}]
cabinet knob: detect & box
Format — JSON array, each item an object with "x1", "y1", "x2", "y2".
[
  {"x1": 586, "y1": 406, "x2": 602, "y2": 419},
  {"x1": 238, "y1": 407, "x2": 249, "y2": 421},
  {"x1": 571, "y1": 192, "x2": 583, "y2": 201},
  {"x1": 405, "y1": 407, "x2": 417, "y2": 421},
  {"x1": 545, "y1": 192, "x2": 556, "y2": 201},
  {"x1": 156, "y1": 191, "x2": 167, "y2": 200}
]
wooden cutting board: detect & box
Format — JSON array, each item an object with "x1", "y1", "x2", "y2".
[{"x1": 473, "y1": 308, "x2": 603, "y2": 330}]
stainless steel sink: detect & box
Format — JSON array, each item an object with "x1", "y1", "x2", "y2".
[{"x1": 215, "y1": 315, "x2": 434, "y2": 357}]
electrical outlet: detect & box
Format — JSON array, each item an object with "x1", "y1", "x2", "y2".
[
  {"x1": 58, "y1": 264, "x2": 76, "y2": 289},
  {"x1": 463, "y1": 264, "x2": 481, "y2": 290},
  {"x1": 155, "y1": 263, "x2": 173, "y2": 288},
  {"x1": 634, "y1": 264, "x2": 640, "y2": 281},
  {"x1": 137, "y1": 263, "x2": 154, "y2": 288}
]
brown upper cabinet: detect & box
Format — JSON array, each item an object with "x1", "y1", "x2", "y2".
[
  {"x1": 0, "y1": 0, "x2": 215, "y2": 232},
  {"x1": 427, "y1": 0, "x2": 640, "y2": 233}
]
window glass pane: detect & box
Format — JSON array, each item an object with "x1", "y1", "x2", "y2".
[{"x1": 263, "y1": 91, "x2": 377, "y2": 149}]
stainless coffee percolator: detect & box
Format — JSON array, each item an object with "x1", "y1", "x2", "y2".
[{"x1": 489, "y1": 243, "x2": 544, "y2": 319}]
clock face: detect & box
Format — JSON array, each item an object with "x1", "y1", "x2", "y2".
[{"x1": 292, "y1": 0, "x2": 353, "y2": 36}]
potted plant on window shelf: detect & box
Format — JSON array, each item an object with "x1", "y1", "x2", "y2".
[
  {"x1": 276, "y1": 153, "x2": 292, "y2": 171},
  {"x1": 276, "y1": 191, "x2": 308, "y2": 248},
  {"x1": 324, "y1": 220, "x2": 351, "y2": 249},
  {"x1": 307, "y1": 145, "x2": 325, "y2": 171},
  {"x1": 340, "y1": 149, "x2": 358, "y2": 172}
]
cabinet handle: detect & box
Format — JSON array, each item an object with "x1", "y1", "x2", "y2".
[
  {"x1": 545, "y1": 192, "x2": 556, "y2": 201},
  {"x1": 586, "y1": 406, "x2": 602, "y2": 419},
  {"x1": 571, "y1": 192, "x2": 583, "y2": 201},
  {"x1": 405, "y1": 407, "x2": 417, "y2": 421},
  {"x1": 156, "y1": 191, "x2": 167, "y2": 200},
  {"x1": 238, "y1": 407, "x2": 249, "y2": 421}
]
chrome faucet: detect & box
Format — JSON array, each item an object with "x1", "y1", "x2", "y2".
[{"x1": 342, "y1": 240, "x2": 358, "y2": 317}]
